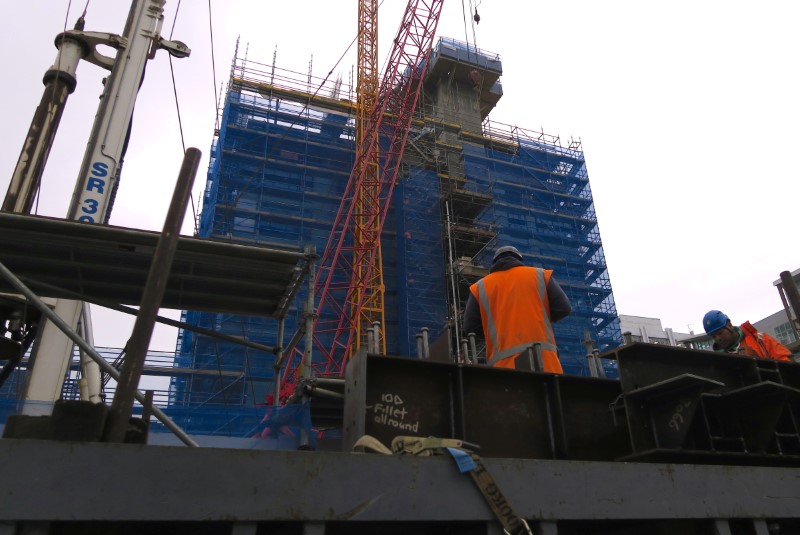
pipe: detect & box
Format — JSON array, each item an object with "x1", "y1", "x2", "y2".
[
  {"x1": 17, "y1": 277, "x2": 278, "y2": 354},
  {"x1": 302, "y1": 245, "x2": 316, "y2": 378},
  {"x1": 532, "y1": 343, "x2": 544, "y2": 372},
  {"x1": 105, "y1": 148, "x2": 200, "y2": 443},
  {"x1": 581, "y1": 330, "x2": 594, "y2": 354},
  {"x1": 299, "y1": 245, "x2": 316, "y2": 449},
  {"x1": 273, "y1": 323, "x2": 305, "y2": 372},
  {"x1": 593, "y1": 349, "x2": 607, "y2": 378},
  {"x1": 585, "y1": 352, "x2": 598, "y2": 378},
  {"x1": 779, "y1": 271, "x2": 800, "y2": 342},
  {"x1": 582, "y1": 330, "x2": 599, "y2": 377},
  {"x1": 3, "y1": 34, "x2": 83, "y2": 213},
  {"x1": 78, "y1": 302, "x2": 102, "y2": 403},
  {"x1": 310, "y1": 387, "x2": 344, "y2": 400},
  {"x1": 313, "y1": 377, "x2": 345, "y2": 386},
  {"x1": 272, "y1": 317, "x2": 285, "y2": 406},
  {"x1": 468, "y1": 332, "x2": 477, "y2": 365},
  {"x1": 443, "y1": 202, "x2": 461, "y2": 360},
  {"x1": 372, "y1": 321, "x2": 381, "y2": 355}
]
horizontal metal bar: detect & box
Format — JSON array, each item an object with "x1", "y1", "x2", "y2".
[{"x1": 1, "y1": 440, "x2": 798, "y2": 522}]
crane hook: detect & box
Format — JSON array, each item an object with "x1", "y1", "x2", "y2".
[{"x1": 474, "y1": 9, "x2": 480, "y2": 24}]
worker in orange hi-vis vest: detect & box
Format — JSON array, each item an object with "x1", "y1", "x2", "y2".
[
  {"x1": 464, "y1": 246, "x2": 572, "y2": 374},
  {"x1": 702, "y1": 309, "x2": 792, "y2": 361}
]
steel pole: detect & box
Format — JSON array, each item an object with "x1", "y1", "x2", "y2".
[
  {"x1": 273, "y1": 317, "x2": 285, "y2": 405},
  {"x1": 780, "y1": 271, "x2": 800, "y2": 341},
  {"x1": 2, "y1": 34, "x2": 83, "y2": 213},
  {"x1": 104, "y1": 148, "x2": 200, "y2": 443},
  {"x1": 22, "y1": 278, "x2": 277, "y2": 354}
]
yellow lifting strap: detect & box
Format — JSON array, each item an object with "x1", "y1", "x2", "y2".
[{"x1": 352, "y1": 435, "x2": 532, "y2": 535}]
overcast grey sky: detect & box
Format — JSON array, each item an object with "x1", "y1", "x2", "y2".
[{"x1": 1, "y1": 1, "x2": 798, "y2": 350}]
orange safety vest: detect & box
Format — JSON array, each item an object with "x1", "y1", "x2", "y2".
[
  {"x1": 739, "y1": 322, "x2": 792, "y2": 361},
  {"x1": 469, "y1": 266, "x2": 562, "y2": 374}
]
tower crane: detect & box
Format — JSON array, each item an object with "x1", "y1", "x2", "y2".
[
  {"x1": 280, "y1": 0, "x2": 444, "y2": 395},
  {"x1": 353, "y1": 0, "x2": 383, "y2": 358}
]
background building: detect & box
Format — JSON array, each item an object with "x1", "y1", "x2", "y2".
[{"x1": 618, "y1": 315, "x2": 693, "y2": 347}]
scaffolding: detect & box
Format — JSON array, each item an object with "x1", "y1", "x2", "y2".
[
  {"x1": 403, "y1": 38, "x2": 622, "y2": 372},
  {"x1": 176, "y1": 53, "x2": 366, "y2": 421},
  {"x1": 172, "y1": 36, "x2": 621, "y2": 434}
]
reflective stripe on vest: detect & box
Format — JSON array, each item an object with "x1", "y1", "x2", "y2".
[{"x1": 475, "y1": 267, "x2": 558, "y2": 366}]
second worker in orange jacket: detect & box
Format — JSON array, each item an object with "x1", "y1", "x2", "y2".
[{"x1": 702, "y1": 309, "x2": 792, "y2": 361}]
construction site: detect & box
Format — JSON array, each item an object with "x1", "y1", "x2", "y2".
[
  {"x1": 1, "y1": 1, "x2": 800, "y2": 533},
  {"x1": 163, "y1": 35, "x2": 622, "y2": 435}
]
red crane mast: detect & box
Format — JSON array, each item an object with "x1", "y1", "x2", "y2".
[{"x1": 282, "y1": 0, "x2": 444, "y2": 392}]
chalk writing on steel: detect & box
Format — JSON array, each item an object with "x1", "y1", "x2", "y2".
[
  {"x1": 668, "y1": 399, "x2": 693, "y2": 431},
  {"x1": 367, "y1": 392, "x2": 420, "y2": 432}
]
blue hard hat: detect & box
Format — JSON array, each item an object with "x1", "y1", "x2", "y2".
[
  {"x1": 703, "y1": 310, "x2": 730, "y2": 335},
  {"x1": 492, "y1": 245, "x2": 523, "y2": 262}
]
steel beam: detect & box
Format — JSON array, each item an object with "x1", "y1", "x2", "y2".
[{"x1": 0, "y1": 439, "x2": 798, "y2": 522}]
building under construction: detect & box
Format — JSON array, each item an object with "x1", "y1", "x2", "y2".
[
  {"x1": 169, "y1": 37, "x2": 622, "y2": 434},
  {"x1": 5, "y1": 5, "x2": 800, "y2": 532}
]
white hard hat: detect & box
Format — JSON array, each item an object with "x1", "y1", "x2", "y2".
[{"x1": 492, "y1": 245, "x2": 523, "y2": 262}]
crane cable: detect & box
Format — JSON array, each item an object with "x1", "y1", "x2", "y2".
[
  {"x1": 165, "y1": 0, "x2": 201, "y2": 235},
  {"x1": 60, "y1": 1, "x2": 198, "y2": 232},
  {"x1": 33, "y1": 0, "x2": 93, "y2": 216}
]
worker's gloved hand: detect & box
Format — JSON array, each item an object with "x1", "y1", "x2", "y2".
[{"x1": 737, "y1": 346, "x2": 758, "y2": 358}]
